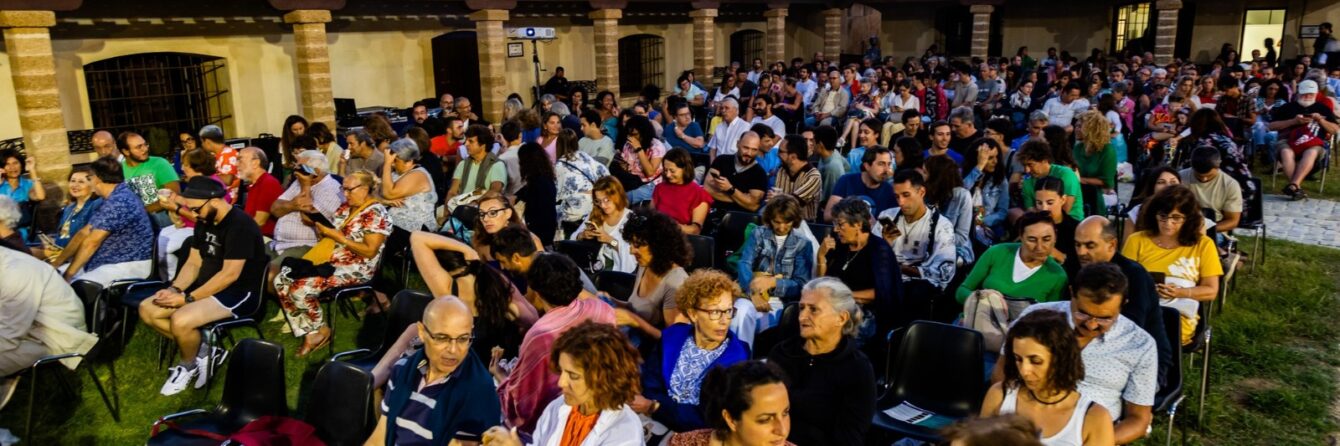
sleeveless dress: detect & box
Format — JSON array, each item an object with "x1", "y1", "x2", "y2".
[
  {"x1": 388, "y1": 166, "x2": 438, "y2": 232},
  {"x1": 999, "y1": 386, "x2": 1094, "y2": 446}
]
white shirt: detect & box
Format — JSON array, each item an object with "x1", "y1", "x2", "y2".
[
  {"x1": 530, "y1": 398, "x2": 643, "y2": 446},
  {"x1": 752, "y1": 115, "x2": 787, "y2": 137},
  {"x1": 797, "y1": 79, "x2": 819, "y2": 106},
  {"x1": 1011, "y1": 249, "x2": 1043, "y2": 283},
  {"x1": 272, "y1": 175, "x2": 345, "y2": 251},
  {"x1": 1014, "y1": 301, "x2": 1158, "y2": 419},
  {"x1": 709, "y1": 117, "x2": 751, "y2": 157},
  {"x1": 884, "y1": 94, "x2": 920, "y2": 122},
  {"x1": 1042, "y1": 97, "x2": 1090, "y2": 127},
  {"x1": 876, "y1": 207, "x2": 958, "y2": 289}
]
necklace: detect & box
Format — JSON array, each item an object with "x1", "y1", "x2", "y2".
[
  {"x1": 840, "y1": 249, "x2": 860, "y2": 272},
  {"x1": 1028, "y1": 388, "x2": 1071, "y2": 406}
]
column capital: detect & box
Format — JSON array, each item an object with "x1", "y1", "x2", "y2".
[
  {"x1": 0, "y1": 0, "x2": 81, "y2": 11},
  {"x1": 764, "y1": 7, "x2": 788, "y2": 18},
  {"x1": 282, "y1": 9, "x2": 331, "y2": 24},
  {"x1": 589, "y1": 8, "x2": 622, "y2": 20},
  {"x1": 464, "y1": 0, "x2": 517, "y2": 10},
  {"x1": 0, "y1": 10, "x2": 54, "y2": 28},
  {"x1": 469, "y1": 9, "x2": 509, "y2": 22},
  {"x1": 1155, "y1": 0, "x2": 1182, "y2": 10},
  {"x1": 969, "y1": 4, "x2": 994, "y2": 14},
  {"x1": 688, "y1": 9, "x2": 718, "y2": 19}
]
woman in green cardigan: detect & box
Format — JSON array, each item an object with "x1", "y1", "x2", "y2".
[{"x1": 956, "y1": 211, "x2": 1068, "y2": 304}]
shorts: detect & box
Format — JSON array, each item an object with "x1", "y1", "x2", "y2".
[{"x1": 199, "y1": 286, "x2": 262, "y2": 319}]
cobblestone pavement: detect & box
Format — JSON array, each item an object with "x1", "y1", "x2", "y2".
[{"x1": 1119, "y1": 183, "x2": 1340, "y2": 248}]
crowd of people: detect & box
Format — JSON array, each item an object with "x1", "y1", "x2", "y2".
[{"x1": 3, "y1": 26, "x2": 1340, "y2": 446}]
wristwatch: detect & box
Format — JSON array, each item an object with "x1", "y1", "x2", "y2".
[{"x1": 184, "y1": 293, "x2": 196, "y2": 304}]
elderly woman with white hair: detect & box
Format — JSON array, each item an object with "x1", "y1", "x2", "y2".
[
  {"x1": 0, "y1": 195, "x2": 28, "y2": 253},
  {"x1": 766, "y1": 277, "x2": 876, "y2": 446}
]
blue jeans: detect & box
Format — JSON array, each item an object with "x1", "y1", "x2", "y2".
[{"x1": 627, "y1": 182, "x2": 656, "y2": 204}]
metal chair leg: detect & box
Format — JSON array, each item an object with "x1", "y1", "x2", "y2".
[
  {"x1": 1165, "y1": 401, "x2": 1179, "y2": 446},
  {"x1": 25, "y1": 367, "x2": 37, "y2": 439},
  {"x1": 1197, "y1": 331, "x2": 1212, "y2": 429},
  {"x1": 87, "y1": 364, "x2": 120, "y2": 422}
]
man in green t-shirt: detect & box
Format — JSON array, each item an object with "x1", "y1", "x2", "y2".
[
  {"x1": 1015, "y1": 139, "x2": 1084, "y2": 221},
  {"x1": 118, "y1": 131, "x2": 180, "y2": 214},
  {"x1": 446, "y1": 124, "x2": 507, "y2": 199}
]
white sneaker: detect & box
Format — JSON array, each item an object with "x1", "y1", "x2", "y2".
[
  {"x1": 0, "y1": 376, "x2": 19, "y2": 410},
  {"x1": 160, "y1": 364, "x2": 198, "y2": 396},
  {"x1": 193, "y1": 356, "x2": 212, "y2": 389}
]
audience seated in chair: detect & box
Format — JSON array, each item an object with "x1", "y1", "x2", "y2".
[
  {"x1": 49, "y1": 156, "x2": 153, "y2": 286},
  {"x1": 613, "y1": 209, "x2": 691, "y2": 341},
  {"x1": 0, "y1": 245, "x2": 98, "y2": 405},
  {"x1": 668, "y1": 360, "x2": 796, "y2": 446}
]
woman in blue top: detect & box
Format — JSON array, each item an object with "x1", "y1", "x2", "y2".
[
  {"x1": 637, "y1": 269, "x2": 751, "y2": 433},
  {"x1": 0, "y1": 149, "x2": 46, "y2": 239},
  {"x1": 39, "y1": 168, "x2": 103, "y2": 258},
  {"x1": 738, "y1": 195, "x2": 814, "y2": 305}
]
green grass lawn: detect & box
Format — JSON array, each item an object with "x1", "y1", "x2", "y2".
[{"x1": 3, "y1": 240, "x2": 1339, "y2": 445}]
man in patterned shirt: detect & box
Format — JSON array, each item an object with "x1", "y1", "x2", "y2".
[
  {"x1": 199, "y1": 125, "x2": 240, "y2": 197},
  {"x1": 49, "y1": 156, "x2": 154, "y2": 286}
]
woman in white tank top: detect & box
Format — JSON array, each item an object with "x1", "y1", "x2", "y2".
[{"x1": 980, "y1": 309, "x2": 1115, "y2": 446}]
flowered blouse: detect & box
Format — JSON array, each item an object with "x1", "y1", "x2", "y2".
[
  {"x1": 668, "y1": 335, "x2": 730, "y2": 405},
  {"x1": 556, "y1": 151, "x2": 611, "y2": 223},
  {"x1": 330, "y1": 202, "x2": 393, "y2": 280}
]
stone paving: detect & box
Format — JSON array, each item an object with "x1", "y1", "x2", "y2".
[{"x1": 1248, "y1": 194, "x2": 1340, "y2": 249}]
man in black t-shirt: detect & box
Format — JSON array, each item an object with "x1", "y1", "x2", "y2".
[
  {"x1": 139, "y1": 177, "x2": 269, "y2": 396},
  {"x1": 705, "y1": 131, "x2": 768, "y2": 216},
  {"x1": 1268, "y1": 80, "x2": 1339, "y2": 199}
]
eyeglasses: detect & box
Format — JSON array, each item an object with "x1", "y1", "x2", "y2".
[
  {"x1": 1155, "y1": 213, "x2": 1186, "y2": 223},
  {"x1": 343, "y1": 185, "x2": 366, "y2": 193},
  {"x1": 420, "y1": 323, "x2": 474, "y2": 349},
  {"x1": 695, "y1": 307, "x2": 737, "y2": 321},
  {"x1": 594, "y1": 196, "x2": 614, "y2": 206},
  {"x1": 1072, "y1": 308, "x2": 1117, "y2": 326},
  {"x1": 479, "y1": 207, "x2": 508, "y2": 220},
  {"x1": 187, "y1": 198, "x2": 213, "y2": 215}
]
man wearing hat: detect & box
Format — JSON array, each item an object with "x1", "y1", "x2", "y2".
[
  {"x1": 1268, "y1": 79, "x2": 1339, "y2": 200},
  {"x1": 138, "y1": 176, "x2": 269, "y2": 396}
]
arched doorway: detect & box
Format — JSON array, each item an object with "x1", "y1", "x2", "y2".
[
  {"x1": 432, "y1": 31, "x2": 482, "y2": 112},
  {"x1": 83, "y1": 52, "x2": 232, "y2": 155},
  {"x1": 730, "y1": 30, "x2": 764, "y2": 66}
]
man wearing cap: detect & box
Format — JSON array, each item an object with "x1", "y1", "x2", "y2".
[
  {"x1": 139, "y1": 176, "x2": 269, "y2": 396},
  {"x1": 1269, "y1": 79, "x2": 1339, "y2": 200},
  {"x1": 198, "y1": 125, "x2": 240, "y2": 197},
  {"x1": 1181, "y1": 147, "x2": 1242, "y2": 234},
  {"x1": 48, "y1": 156, "x2": 154, "y2": 286}
]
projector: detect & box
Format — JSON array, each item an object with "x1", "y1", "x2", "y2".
[{"x1": 509, "y1": 27, "x2": 556, "y2": 40}]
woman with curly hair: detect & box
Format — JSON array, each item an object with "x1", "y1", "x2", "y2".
[
  {"x1": 1123, "y1": 185, "x2": 1221, "y2": 345},
  {"x1": 484, "y1": 321, "x2": 644, "y2": 446},
  {"x1": 636, "y1": 269, "x2": 752, "y2": 432},
  {"x1": 617, "y1": 208, "x2": 692, "y2": 340},
  {"x1": 652, "y1": 148, "x2": 712, "y2": 235},
  {"x1": 1071, "y1": 110, "x2": 1117, "y2": 217},
  {"x1": 981, "y1": 309, "x2": 1114, "y2": 446},
  {"x1": 670, "y1": 360, "x2": 795, "y2": 446}
]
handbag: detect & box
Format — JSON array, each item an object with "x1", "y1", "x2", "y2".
[
  {"x1": 151, "y1": 415, "x2": 325, "y2": 446},
  {"x1": 301, "y1": 201, "x2": 373, "y2": 266}
]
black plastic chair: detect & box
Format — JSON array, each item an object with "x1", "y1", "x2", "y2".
[
  {"x1": 686, "y1": 234, "x2": 715, "y2": 272},
  {"x1": 20, "y1": 279, "x2": 121, "y2": 439},
  {"x1": 305, "y1": 361, "x2": 376, "y2": 446},
  {"x1": 872, "y1": 321, "x2": 985, "y2": 442},
  {"x1": 555, "y1": 239, "x2": 604, "y2": 277},
  {"x1": 750, "y1": 303, "x2": 798, "y2": 360},
  {"x1": 713, "y1": 211, "x2": 759, "y2": 261},
  {"x1": 332, "y1": 289, "x2": 434, "y2": 371},
  {"x1": 316, "y1": 280, "x2": 380, "y2": 356},
  {"x1": 1183, "y1": 285, "x2": 1214, "y2": 428},
  {"x1": 595, "y1": 270, "x2": 637, "y2": 302},
  {"x1": 1238, "y1": 177, "x2": 1267, "y2": 273},
  {"x1": 147, "y1": 338, "x2": 288, "y2": 445},
  {"x1": 1152, "y1": 307, "x2": 1185, "y2": 446},
  {"x1": 808, "y1": 223, "x2": 833, "y2": 244}
]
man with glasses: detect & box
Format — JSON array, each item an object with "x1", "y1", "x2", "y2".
[
  {"x1": 50, "y1": 156, "x2": 155, "y2": 286},
  {"x1": 663, "y1": 103, "x2": 705, "y2": 153},
  {"x1": 139, "y1": 176, "x2": 268, "y2": 396},
  {"x1": 117, "y1": 131, "x2": 180, "y2": 216},
  {"x1": 995, "y1": 263, "x2": 1157, "y2": 445},
  {"x1": 366, "y1": 296, "x2": 501, "y2": 445},
  {"x1": 772, "y1": 134, "x2": 822, "y2": 221}
]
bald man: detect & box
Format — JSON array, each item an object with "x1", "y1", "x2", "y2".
[
  {"x1": 366, "y1": 296, "x2": 501, "y2": 446},
  {"x1": 91, "y1": 130, "x2": 118, "y2": 160},
  {"x1": 1070, "y1": 216, "x2": 1172, "y2": 388},
  {"x1": 705, "y1": 130, "x2": 768, "y2": 215}
]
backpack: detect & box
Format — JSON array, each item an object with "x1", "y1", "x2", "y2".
[
  {"x1": 958, "y1": 289, "x2": 1035, "y2": 353},
  {"x1": 153, "y1": 416, "x2": 325, "y2": 446}
]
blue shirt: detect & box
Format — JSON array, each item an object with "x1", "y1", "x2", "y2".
[
  {"x1": 85, "y1": 183, "x2": 153, "y2": 270},
  {"x1": 757, "y1": 146, "x2": 782, "y2": 187},
  {"x1": 847, "y1": 146, "x2": 867, "y2": 172},
  {"x1": 664, "y1": 121, "x2": 705, "y2": 152},
  {"x1": 55, "y1": 198, "x2": 103, "y2": 247},
  {"x1": 923, "y1": 148, "x2": 964, "y2": 165},
  {"x1": 0, "y1": 177, "x2": 33, "y2": 204},
  {"x1": 831, "y1": 173, "x2": 897, "y2": 215}
]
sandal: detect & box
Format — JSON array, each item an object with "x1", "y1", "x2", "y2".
[
  {"x1": 297, "y1": 332, "x2": 332, "y2": 357},
  {"x1": 1283, "y1": 183, "x2": 1301, "y2": 200}
]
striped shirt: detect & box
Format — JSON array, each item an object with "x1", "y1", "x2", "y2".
[
  {"x1": 271, "y1": 175, "x2": 345, "y2": 252},
  {"x1": 380, "y1": 357, "x2": 451, "y2": 445}
]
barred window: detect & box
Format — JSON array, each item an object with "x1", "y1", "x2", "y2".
[
  {"x1": 84, "y1": 52, "x2": 232, "y2": 153},
  {"x1": 730, "y1": 30, "x2": 764, "y2": 67},
  {"x1": 1113, "y1": 3, "x2": 1152, "y2": 53},
  {"x1": 618, "y1": 34, "x2": 665, "y2": 96}
]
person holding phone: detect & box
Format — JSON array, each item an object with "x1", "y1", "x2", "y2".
[
  {"x1": 1122, "y1": 185, "x2": 1222, "y2": 346},
  {"x1": 35, "y1": 167, "x2": 103, "y2": 259}
]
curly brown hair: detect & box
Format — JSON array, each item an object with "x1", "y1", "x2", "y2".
[
  {"x1": 549, "y1": 321, "x2": 642, "y2": 412},
  {"x1": 1134, "y1": 185, "x2": 1204, "y2": 247},
  {"x1": 622, "y1": 208, "x2": 691, "y2": 276},
  {"x1": 1002, "y1": 309, "x2": 1084, "y2": 395},
  {"x1": 675, "y1": 269, "x2": 742, "y2": 312}
]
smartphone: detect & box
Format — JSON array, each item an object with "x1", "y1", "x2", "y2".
[
  {"x1": 296, "y1": 164, "x2": 315, "y2": 177},
  {"x1": 452, "y1": 431, "x2": 482, "y2": 442},
  {"x1": 878, "y1": 216, "x2": 896, "y2": 227},
  {"x1": 1150, "y1": 272, "x2": 1167, "y2": 284},
  {"x1": 38, "y1": 232, "x2": 57, "y2": 247}
]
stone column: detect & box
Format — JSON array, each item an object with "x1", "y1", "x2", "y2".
[
  {"x1": 283, "y1": 10, "x2": 336, "y2": 128},
  {"x1": 690, "y1": 9, "x2": 718, "y2": 87},
  {"x1": 590, "y1": 9, "x2": 622, "y2": 97},
  {"x1": 821, "y1": 8, "x2": 842, "y2": 63},
  {"x1": 1154, "y1": 0, "x2": 1181, "y2": 66},
  {"x1": 969, "y1": 5, "x2": 993, "y2": 60},
  {"x1": 0, "y1": 10, "x2": 69, "y2": 184},
  {"x1": 470, "y1": 9, "x2": 509, "y2": 124},
  {"x1": 764, "y1": 7, "x2": 787, "y2": 64}
]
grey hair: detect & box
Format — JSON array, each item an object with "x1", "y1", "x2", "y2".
[
  {"x1": 802, "y1": 277, "x2": 863, "y2": 338},
  {"x1": 540, "y1": 94, "x2": 557, "y2": 105},
  {"x1": 0, "y1": 195, "x2": 19, "y2": 230},
  {"x1": 830, "y1": 196, "x2": 872, "y2": 233},
  {"x1": 1028, "y1": 110, "x2": 1050, "y2": 123},
  {"x1": 721, "y1": 97, "x2": 739, "y2": 110},
  {"x1": 550, "y1": 102, "x2": 571, "y2": 118},
  {"x1": 388, "y1": 138, "x2": 420, "y2": 161},
  {"x1": 502, "y1": 98, "x2": 525, "y2": 120},
  {"x1": 949, "y1": 106, "x2": 975, "y2": 123},
  {"x1": 295, "y1": 150, "x2": 328, "y2": 173},
  {"x1": 241, "y1": 147, "x2": 268, "y2": 172}
]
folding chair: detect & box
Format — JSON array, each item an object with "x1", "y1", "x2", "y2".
[
  {"x1": 686, "y1": 234, "x2": 715, "y2": 272},
  {"x1": 1182, "y1": 300, "x2": 1213, "y2": 428},
  {"x1": 317, "y1": 281, "x2": 379, "y2": 356},
  {"x1": 872, "y1": 321, "x2": 985, "y2": 442},
  {"x1": 147, "y1": 339, "x2": 287, "y2": 445},
  {"x1": 1152, "y1": 307, "x2": 1185, "y2": 446},
  {"x1": 19, "y1": 279, "x2": 121, "y2": 439},
  {"x1": 595, "y1": 270, "x2": 637, "y2": 302},
  {"x1": 1236, "y1": 178, "x2": 1267, "y2": 273},
  {"x1": 713, "y1": 211, "x2": 760, "y2": 261},
  {"x1": 305, "y1": 361, "x2": 376, "y2": 446},
  {"x1": 331, "y1": 289, "x2": 434, "y2": 371},
  {"x1": 1271, "y1": 138, "x2": 1332, "y2": 193}
]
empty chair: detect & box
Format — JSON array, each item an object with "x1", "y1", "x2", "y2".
[
  {"x1": 148, "y1": 338, "x2": 288, "y2": 445},
  {"x1": 713, "y1": 210, "x2": 759, "y2": 260},
  {"x1": 332, "y1": 289, "x2": 434, "y2": 371},
  {"x1": 595, "y1": 270, "x2": 637, "y2": 302},
  {"x1": 686, "y1": 234, "x2": 715, "y2": 272},
  {"x1": 554, "y1": 239, "x2": 604, "y2": 276},
  {"x1": 305, "y1": 361, "x2": 376, "y2": 446},
  {"x1": 1153, "y1": 307, "x2": 1185, "y2": 446},
  {"x1": 873, "y1": 321, "x2": 985, "y2": 442}
]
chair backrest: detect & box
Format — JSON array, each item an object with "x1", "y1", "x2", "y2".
[
  {"x1": 808, "y1": 223, "x2": 833, "y2": 244},
  {"x1": 70, "y1": 279, "x2": 105, "y2": 331},
  {"x1": 305, "y1": 361, "x2": 375, "y2": 446},
  {"x1": 218, "y1": 339, "x2": 289, "y2": 425},
  {"x1": 686, "y1": 234, "x2": 715, "y2": 272},
  {"x1": 380, "y1": 290, "x2": 434, "y2": 358},
  {"x1": 1160, "y1": 306, "x2": 1183, "y2": 387},
  {"x1": 887, "y1": 321, "x2": 985, "y2": 417},
  {"x1": 451, "y1": 204, "x2": 479, "y2": 227},
  {"x1": 1242, "y1": 177, "x2": 1264, "y2": 227},
  {"x1": 554, "y1": 240, "x2": 603, "y2": 276},
  {"x1": 595, "y1": 271, "x2": 637, "y2": 301},
  {"x1": 714, "y1": 211, "x2": 759, "y2": 258}
]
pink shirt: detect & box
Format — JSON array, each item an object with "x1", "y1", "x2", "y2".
[{"x1": 498, "y1": 298, "x2": 615, "y2": 434}]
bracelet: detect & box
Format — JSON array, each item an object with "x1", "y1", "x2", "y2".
[{"x1": 726, "y1": 187, "x2": 737, "y2": 195}]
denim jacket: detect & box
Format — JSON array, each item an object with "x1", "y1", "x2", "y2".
[{"x1": 737, "y1": 226, "x2": 814, "y2": 303}]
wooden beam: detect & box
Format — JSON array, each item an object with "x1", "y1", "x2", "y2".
[
  {"x1": 464, "y1": 0, "x2": 518, "y2": 10},
  {"x1": 266, "y1": 0, "x2": 346, "y2": 11},
  {"x1": 0, "y1": 0, "x2": 81, "y2": 11}
]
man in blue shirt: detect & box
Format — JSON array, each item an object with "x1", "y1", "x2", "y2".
[
  {"x1": 925, "y1": 120, "x2": 964, "y2": 165},
  {"x1": 663, "y1": 103, "x2": 706, "y2": 152},
  {"x1": 51, "y1": 156, "x2": 153, "y2": 286},
  {"x1": 825, "y1": 146, "x2": 896, "y2": 220}
]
